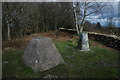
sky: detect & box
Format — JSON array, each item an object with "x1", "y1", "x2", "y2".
[{"x1": 86, "y1": 2, "x2": 119, "y2": 27}]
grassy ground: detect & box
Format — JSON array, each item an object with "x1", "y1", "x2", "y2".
[{"x1": 2, "y1": 40, "x2": 119, "y2": 78}]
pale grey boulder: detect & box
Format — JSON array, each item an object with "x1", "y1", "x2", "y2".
[
  {"x1": 23, "y1": 36, "x2": 64, "y2": 72},
  {"x1": 81, "y1": 32, "x2": 90, "y2": 51}
]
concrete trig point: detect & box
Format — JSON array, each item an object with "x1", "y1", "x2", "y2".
[{"x1": 81, "y1": 32, "x2": 90, "y2": 51}]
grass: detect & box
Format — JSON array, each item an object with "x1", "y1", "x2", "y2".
[{"x1": 2, "y1": 40, "x2": 120, "y2": 78}]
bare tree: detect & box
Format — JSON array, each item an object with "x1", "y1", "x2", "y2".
[
  {"x1": 73, "y1": 2, "x2": 107, "y2": 50},
  {"x1": 2, "y1": 2, "x2": 74, "y2": 41}
]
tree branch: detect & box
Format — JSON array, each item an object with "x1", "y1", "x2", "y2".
[{"x1": 85, "y1": 5, "x2": 106, "y2": 16}]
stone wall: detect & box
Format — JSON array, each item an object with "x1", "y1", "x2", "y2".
[
  {"x1": 88, "y1": 32, "x2": 120, "y2": 51},
  {"x1": 59, "y1": 28, "x2": 120, "y2": 51}
]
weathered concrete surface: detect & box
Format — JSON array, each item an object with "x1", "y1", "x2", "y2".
[
  {"x1": 81, "y1": 32, "x2": 90, "y2": 51},
  {"x1": 23, "y1": 36, "x2": 64, "y2": 72},
  {"x1": 77, "y1": 32, "x2": 90, "y2": 51}
]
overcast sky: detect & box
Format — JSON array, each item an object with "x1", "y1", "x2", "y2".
[{"x1": 86, "y1": 2, "x2": 119, "y2": 27}]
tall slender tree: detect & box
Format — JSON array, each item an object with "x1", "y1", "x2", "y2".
[{"x1": 73, "y1": 2, "x2": 107, "y2": 50}]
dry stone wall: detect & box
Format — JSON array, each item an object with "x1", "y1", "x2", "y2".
[
  {"x1": 88, "y1": 32, "x2": 120, "y2": 51},
  {"x1": 59, "y1": 28, "x2": 120, "y2": 51}
]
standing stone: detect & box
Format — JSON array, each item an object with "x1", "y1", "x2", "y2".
[
  {"x1": 81, "y1": 32, "x2": 90, "y2": 51},
  {"x1": 23, "y1": 36, "x2": 64, "y2": 72}
]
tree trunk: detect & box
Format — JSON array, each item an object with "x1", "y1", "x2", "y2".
[
  {"x1": 77, "y1": 32, "x2": 82, "y2": 49},
  {"x1": 77, "y1": 24, "x2": 83, "y2": 49},
  {"x1": 6, "y1": 19, "x2": 11, "y2": 40},
  {"x1": 73, "y1": 7, "x2": 79, "y2": 34},
  {"x1": 55, "y1": 18, "x2": 57, "y2": 31},
  {"x1": 77, "y1": 21, "x2": 90, "y2": 51},
  {"x1": 7, "y1": 25, "x2": 11, "y2": 40},
  {"x1": 43, "y1": 19, "x2": 46, "y2": 32},
  {"x1": 73, "y1": 2, "x2": 90, "y2": 51}
]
